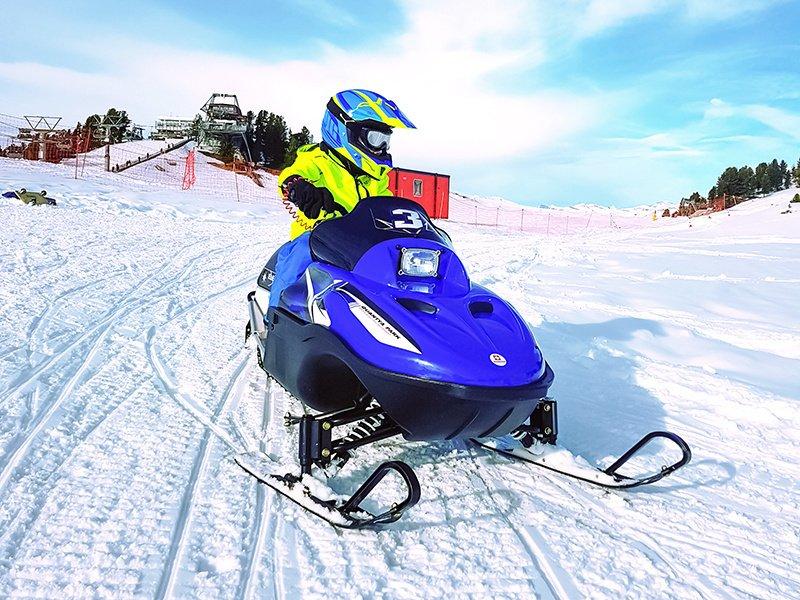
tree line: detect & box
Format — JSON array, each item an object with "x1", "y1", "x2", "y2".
[
  {"x1": 680, "y1": 157, "x2": 800, "y2": 209},
  {"x1": 62, "y1": 108, "x2": 133, "y2": 150},
  {"x1": 66, "y1": 106, "x2": 314, "y2": 169},
  {"x1": 217, "y1": 110, "x2": 314, "y2": 169}
]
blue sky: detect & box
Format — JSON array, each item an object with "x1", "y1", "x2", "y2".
[{"x1": 1, "y1": 0, "x2": 799, "y2": 206}]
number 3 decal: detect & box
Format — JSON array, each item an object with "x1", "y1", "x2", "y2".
[{"x1": 392, "y1": 208, "x2": 424, "y2": 229}]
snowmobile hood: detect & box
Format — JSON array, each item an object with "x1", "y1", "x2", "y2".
[
  {"x1": 316, "y1": 259, "x2": 547, "y2": 388},
  {"x1": 290, "y1": 197, "x2": 548, "y2": 388}
]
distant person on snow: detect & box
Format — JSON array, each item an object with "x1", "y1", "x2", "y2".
[{"x1": 269, "y1": 89, "x2": 416, "y2": 306}]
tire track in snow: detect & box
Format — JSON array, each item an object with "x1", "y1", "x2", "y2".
[
  {"x1": 500, "y1": 459, "x2": 738, "y2": 599},
  {"x1": 0, "y1": 241, "x2": 242, "y2": 496},
  {"x1": 0, "y1": 318, "x2": 114, "y2": 496},
  {"x1": 149, "y1": 331, "x2": 251, "y2": 600},
  {"x1": 236, "y1": 376, "x2": 279, "y2": 600},
  {"x1": 0, "y1": 239, "x2": 205, "y2": 399},
  {"x1": 0, "y1": 241, "x2": 261, "y2": 590},
  {"x1": 461, "y1": 443, "x2": 580, "y2": 599}
]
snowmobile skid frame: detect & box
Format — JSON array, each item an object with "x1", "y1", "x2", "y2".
[
  {"x1": 236, "y1": 388, "x2": 421, "y2": 529},
  {"x1": 473, "y1": 399, "x2": 692, "y2": 490}
]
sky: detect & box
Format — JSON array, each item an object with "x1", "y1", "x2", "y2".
[{"x1": 1, "y1": 0, "x2": 799, "y2": 207}]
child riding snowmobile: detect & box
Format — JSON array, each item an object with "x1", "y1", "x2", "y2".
[
  {"x1": 269, "y1": 89, "x2": 416, "y2": 308},
  {"x1": 239, "y1": 92, "x2": 691, "y2": 529}
]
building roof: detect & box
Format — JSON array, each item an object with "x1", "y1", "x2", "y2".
[{"x1": 392, "y1": 166, "x2": 450, "y2": 178}]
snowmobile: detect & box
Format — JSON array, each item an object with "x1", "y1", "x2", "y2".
[{"x1": 239, "y1": 197, "x2": 691, "y2": 529}]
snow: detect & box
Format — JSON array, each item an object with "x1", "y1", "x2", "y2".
[{"x1": 1, "y1": 154, "x2": 799, "y2": 599}]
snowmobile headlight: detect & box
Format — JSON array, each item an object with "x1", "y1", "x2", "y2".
[{"x1": 399, "y1": 248, "x2": 440, "y2": 277}]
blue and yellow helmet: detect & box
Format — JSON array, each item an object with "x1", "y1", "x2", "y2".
[{"x1": 321, "y1": 89, "x2": 415, "y2": 179}]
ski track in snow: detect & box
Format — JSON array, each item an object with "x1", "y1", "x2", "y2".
[{"x1": 1, "y1": 158, "x2": 799, "y2": 599}]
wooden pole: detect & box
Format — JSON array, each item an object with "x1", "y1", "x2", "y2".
[{"x1": 233, "y1": 159, "x2": 240, "y2": 202}]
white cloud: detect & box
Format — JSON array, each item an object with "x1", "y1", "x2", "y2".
[
  {"x1": 704, "y1": 98, "x2": 800, "y2": 140},
  {"x1": 291, "y1": 0, "x2": 358, "y2": 27},
  {"x1": 683, "y1": 0, "x2": 788, "y2": 21},
  {"x1": 743, "y1": 105, "x2": 800, "y2": 140},
  {"x1": 0, "y1": 0, "x2": 607, "y2": 172},
  {"x1": 570, "y1": 0, "x2": 788, "y2": 39},
  {"x1": 575, "y1": 0, "x2": 667, "y2": 38}
]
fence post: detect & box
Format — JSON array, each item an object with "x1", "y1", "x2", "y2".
[
  {"x1": 474, "y1": 204, "x2": 478, "y2": 226},
  {"x1": 496, "y1": 206, "x2": 499, "y2": 227},
  {"x1": 233, "y1": 160, "x2": 240, "y2": 202},
  {"x1": 520, "y1": 208, "x2": 524, "y2": 231},
  {"x1": 546, "y1": 212, "x2": 551, "y2": 236}
]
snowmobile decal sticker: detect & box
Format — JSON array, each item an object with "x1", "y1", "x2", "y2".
[
  {"x1": 490, "y1": 353, "x2": 507, "y2": 366},
  {"x1": 371, "y1": 207, "x2": 433, "y2": 233},
  {"x1": 304, "y1": 269, "x2": 333, "y2": 328},
  {"x1": 391, "y1": 208, "x2": 424, "y2": 230},
  {"x1": 338, "y1": 288, "x2": 421, "y2": 354}
]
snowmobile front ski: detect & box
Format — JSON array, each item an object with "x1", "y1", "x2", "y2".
[
  {"x1": 474, "y1": 432, "x2": 691, "y2": 489},
  {"x1": 236, "y1": 452, "x2": 420, "y2": 529},
  {"x1": 473, "y1": 399, "x2": 691, "y2": 490},
  {"x1": 237, "y1": 401, "x2": 421, "y2": 529}
]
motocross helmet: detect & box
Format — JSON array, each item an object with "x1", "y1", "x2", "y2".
[{"x1": 321, "y1": 89, "x2": 415, "y2": 179}]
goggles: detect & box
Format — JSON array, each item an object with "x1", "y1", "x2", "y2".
[{"x1": 358, "y1": 127, "x2": 392, "y2": 153}]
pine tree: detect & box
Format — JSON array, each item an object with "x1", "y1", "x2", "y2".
[
  {"x1": 263, "y1": 113, "x2": 289, "y2": 167},
  {"x1": 792, "y1": 158, "x2": 800, "y2": 188},
  {"x1": 737, "y1": 165, "x2": 756, "y2": 197},
  {"x1": 760, "y1": 172, "x2": 772, "y2": 195},
  {"x1": 767, "y1": 159, "x2": 782, "y2": 192},
  {"x1": 755, "y1": 162, "x2": 769, "y2": 194},
  {"x1": 190, "y1": 115, "x2": 203, "y2": 140},
  {"x1": 779, "y1": 160, "x2": 789, "y2": 189},
  {"x1": 218, "y1": 137, "x2": 235, "y2": 160},
  {"x1": 104, "y1": 108, "x2": 131, "y2": 144},
  {"x1": 283, "y1": 126, "x2": 315, "y2": 167}
]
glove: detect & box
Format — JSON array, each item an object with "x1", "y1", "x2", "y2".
[{"x1": 287, "y1": 178, "x2": 344, "y2": 220}]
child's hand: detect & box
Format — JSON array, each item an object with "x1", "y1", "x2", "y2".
[{"x1": 288, "y1": 178, "x2": 344, "y2": 219}]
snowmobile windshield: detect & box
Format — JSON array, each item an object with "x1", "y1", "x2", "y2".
[{"x1": 309, "y1": 197, "x2": 452, "y2": 272}]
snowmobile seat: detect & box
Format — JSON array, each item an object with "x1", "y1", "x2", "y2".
[{"x1": 309, "y1": 196, "x2": 451, "y2": 272}]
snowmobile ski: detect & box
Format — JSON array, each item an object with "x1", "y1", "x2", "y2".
[
  {"x1": 236, "y1": 452, "x2": 421, "y2": 529},
  {"x1": 473, "y1": 430, "x2": 691, "y2": 490}
]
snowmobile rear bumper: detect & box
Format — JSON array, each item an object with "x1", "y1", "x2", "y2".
[{"x1": 263, "y1": 306, "x2": 554, "y2": 441}]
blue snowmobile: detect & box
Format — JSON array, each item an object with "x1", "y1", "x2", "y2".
[{"x1": 239, "y1": 197, "x2": 691, "y2": 529}]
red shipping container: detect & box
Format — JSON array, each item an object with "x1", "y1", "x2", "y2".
[{"x1": 388, "y1": 167, "x2": 450, "y2": 219}]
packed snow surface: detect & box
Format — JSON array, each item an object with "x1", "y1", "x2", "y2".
[{"x1": 1, "y1": 156, "x2": 799, "y2": 599}]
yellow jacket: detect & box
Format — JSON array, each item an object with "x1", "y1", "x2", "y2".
[{"x1": 278, "y1": 144, "x2": 391, "y2": 239}]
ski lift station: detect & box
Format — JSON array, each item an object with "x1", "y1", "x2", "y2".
[
  {"x1": 151, "y1": 117, "x2": 194, "y2": 140},
  {"x1": 197, "y1": 93, "x2": 248, "y2": 156}
]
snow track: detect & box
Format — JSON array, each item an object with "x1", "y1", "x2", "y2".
[{"x1": 1, "y1": 159, "x2": 799, "y2": 598}]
